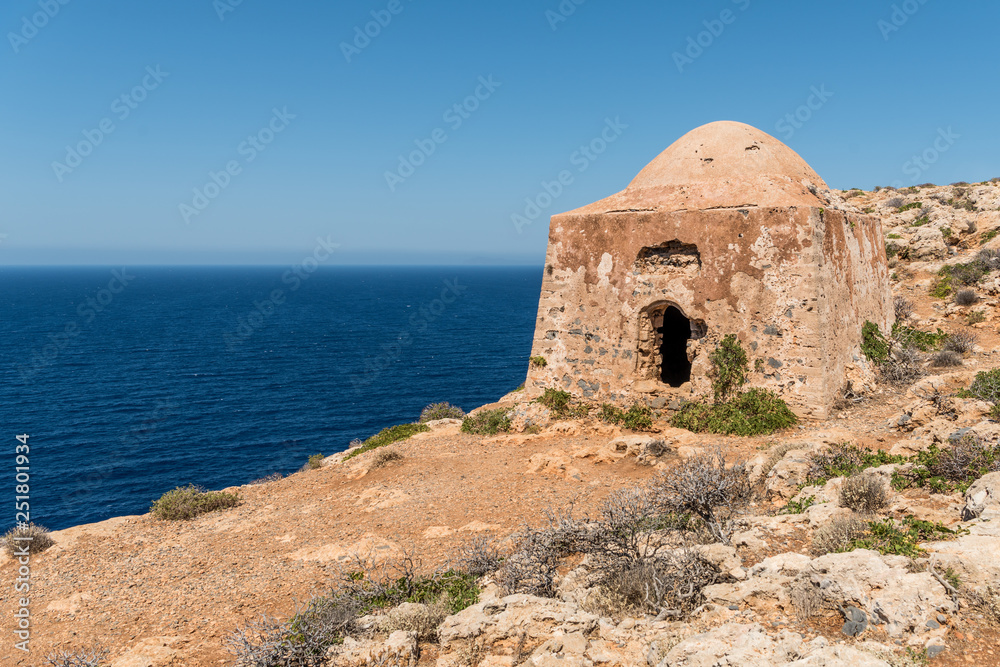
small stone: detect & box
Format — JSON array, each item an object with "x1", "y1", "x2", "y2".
[
  {"x1": 840, "y1": 606, "x2": 868, "y2": 637},
  {"x1": 926, "y1": 619, "x2": 940, "y2": 629},
  {"x1": 927, "y1": 644, "x2": 946, "y2": 659},
  {"x1": 728, "y1": 605, "x2": 739, "y2": 611},
  {"x1": 937, "y1": 614, "x2": 947, "y2": 624}
]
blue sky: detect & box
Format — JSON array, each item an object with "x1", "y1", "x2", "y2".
[{"x1": 1, "y1": 0, "x2": 998, "y2": 265}]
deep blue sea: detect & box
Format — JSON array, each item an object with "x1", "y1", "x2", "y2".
[{"x1": 0, "y1": 266, "x2": 542, "y2": 532}]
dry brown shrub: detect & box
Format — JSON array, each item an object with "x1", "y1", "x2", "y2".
[
  {"x1": 456, "y1": 534, "x2": 503, "y2": 578},
  {"x1": 839, "y1": 473, "x2": 890, "y2": 514},
  {"x1": 3, "y1": 522, "x2": 55, "y2": 556},
  {"x1": 893, "y1": 296, "x2": 915, "y2": 321},
  {"x1": 649, "y1": 449, "x2": 754, "y2": 544},
  {"x1": 377, "y1": 602, "x2": 449, "y2": 642},
  {"x1": 955, "y1": 289, "x2": 980, "y2": 306},
  {"x1": 931, "y1": 350, "x2": 963, "y2": 367},
  {"x1": 944, "y1": 330, "x2": 978, "y2": 354},
  {"x1": 371, "y1": 448, "x2": 403, "y2": 468},
  {"x1": 810, "y1": 514, "x2": 869, "y2": 556}
]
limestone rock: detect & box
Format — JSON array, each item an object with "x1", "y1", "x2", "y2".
[
  {"x1": 658, "y1": 623, "x2": 893, "y2": 667},
  {"x1": 526, "y1": 450, "x2": 584, "y2": 481},
  {"x1": 703, "y1": 550, "x2": 955, "y2": 638},
  {"x1": 438, "y1": 594, "x2": 599, "y2": 649},
  {"x1": 909, "y1": 227, "x2": 947, "y2": 260},
  {"x1": 331, "y1": 630, "x2": 418, "y2": 667},
  {"x1": 960, "y1": 471, "x2": 1000, "y2": 520},
  {"x1": 764, "y1": 446, "x2": 817, "y2": 500}
]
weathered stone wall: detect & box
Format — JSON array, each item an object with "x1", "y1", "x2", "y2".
[{"x1": 525, "y1": 205, "x2": 891, "y2": 419}]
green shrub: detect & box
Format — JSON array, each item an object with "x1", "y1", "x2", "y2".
[
  {"x1": 340, "y1": 566, "x2": 479, "y2": 615},
  {"x1": 807, "y1": 443, "x2": 906, "y2": 484},
  {"x1": 536, "y1": 388, "x2": 588, "y2": 419},
  {"x1": 461, "y1": 408, "x2": 512, "y2": 435},
  {"x1": 967, "y1": 310, "x2": 987, "y2": 325},
  {"x1": 343, "y1": 423, "x2": 430, "y2": 460},
  {"x1": 529, "y1": 356, "x2": 547, "y2": 368},
  {"x1": 150, "y1": 485, "x2": 239, "y2": 520},
  {"x1": 930, "y1": 273, "x2": 953, "y2": 298},
  {"x1": 980, "y1": 229, "x2": 999, "y2": 245},
  {"x1": 670, "y1": 388, "x2": 797, "y2": 437},
  {"x1": 841, "y1": 516, "x2": 960, "y2": 557},
  {"x1": 891, "y1": 323, "x2": 947, "y2": 351},
  {"x1": 622, "y1": 404, "x2": 654, "y2": 431},
  {"x1": 886, "y1": 233, "x2": 902, "y2": 239},
  {"x1": 599, "y1": 403, "x2": 625, "y2": 424},
  {"x1": 861, "y1": 321, "x2": 890, "y2": 363},
  {"x1": 307, "y1": 453, "x2": 325, "y2": 469},
  {"x1": 778, "y1": 495, "x2": 816, "y2": 515},
  {"x1": 933, "y1": 258, "x2": 992, "y2": 299},
  {"x1": 959, "y1": 368, "x2": 1000, "y2": 404},
  {"x1": 898, "y1": 202, "x2": 923, "y2": 212},
  {"x1": 709, "y1": 334, "x2": 749, "y2": 402},
  {"x1": 3, "y1": 522, "x2": 54, "y2": 556},
  {"x1": 671, "y1": 334, "x2": 795, "y2": 436},
  {"x1": 419, "y1": 402, "x2": 465, "y2": 422},
  {"x1": 600, "y1": 402, "x2": 654, "y2": 430},
  {"x1": 893, "y1": 437, "x2": 1000, "y2": 493},
  {"x1": 537, "y1": 388, "x2": 570, "y2": 413}
]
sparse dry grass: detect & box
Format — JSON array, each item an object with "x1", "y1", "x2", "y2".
[
  {"x1": 3, "y1": 521, "x2": 55, "y2": 556},
  {"x1": 839, "y1": 473, "x2": 890, "y2": 514},
  {"x1": 810, "y1": 514, "x2": 869, "y2": 555},
  {"x1": 371, "y1": 448, "x2": 404, "y2": 468}
]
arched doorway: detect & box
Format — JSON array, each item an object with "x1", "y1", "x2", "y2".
[{"x1": 637, "y1": 303, "x2": 705, "y2": 388}]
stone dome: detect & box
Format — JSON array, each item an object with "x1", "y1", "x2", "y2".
[{"x1": 565, "y1": 121, "x2": 831, "y2": 215}]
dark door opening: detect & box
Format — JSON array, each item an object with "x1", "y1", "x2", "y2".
[{"x1": 658, "y1": 306, "x2": 691, "y2": 387}]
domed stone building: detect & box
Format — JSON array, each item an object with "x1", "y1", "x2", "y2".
[{"x1": 525, "y1": 121, "x2": 892, "y2": 419}]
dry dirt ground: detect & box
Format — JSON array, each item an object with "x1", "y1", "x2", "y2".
[{"x1": 3, "y1": 181, "x2": 1000, "y2": 666}]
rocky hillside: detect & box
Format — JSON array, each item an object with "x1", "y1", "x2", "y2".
[{"x1": 3, "y1": 179, "x2": 1000, "y2": 667}]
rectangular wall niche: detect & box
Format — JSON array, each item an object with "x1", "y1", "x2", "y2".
[{"x1": 633, "y1": 241, "x2": 701, "y2": 274}]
